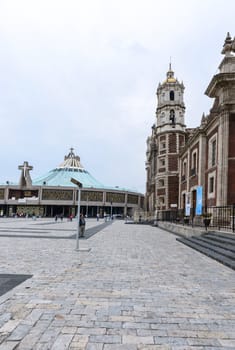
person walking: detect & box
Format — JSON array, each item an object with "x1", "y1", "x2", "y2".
[{"x1": 79, "y1": 214, "x2": 86, "y2": 238}]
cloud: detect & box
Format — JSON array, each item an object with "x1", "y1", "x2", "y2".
[{"x1": 0, "y1": 0, "x2": 234, "y2": 192}]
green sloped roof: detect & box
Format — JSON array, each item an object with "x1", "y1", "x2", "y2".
[
  {"x1": 33, "y1": 167, "x2": 106, "y2": 188},
  {"x1": 32, "y1": 148, "x2": 106, "y2": 188}
]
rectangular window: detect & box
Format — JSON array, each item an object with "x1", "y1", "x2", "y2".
[
  {"x1": 209, "y1": 177, "x2": 214, "y2": 193},
  {"x1": 193, "y1": 152, "x2": 196, "y2": 169},
  {"x1": 212, "y1": 140, "x2": 216, "y2": 166},
  {"x1": 208, "y1": 134, "x2": 217, "y2": 168},
  {"x1": 190, "y1": 151, "x2": 197, "y2": 176},
  {"x1": 183, "y1": 160, "x2": 187, "y2": 175}
]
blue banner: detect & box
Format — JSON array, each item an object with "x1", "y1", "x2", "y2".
[
  {"x1": 196, "y1": 186, "x2": 203, "y2": 215},
  {"x1": 185, "y1": 192, "x2": 191, "y2": 216}
]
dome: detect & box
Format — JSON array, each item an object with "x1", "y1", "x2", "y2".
[
  {"x1": 33, "y1": 148, "x2": 105, "y2": 188},
  {"x1": 163, "y1": 63, "x2": 177, "y2": 84}
]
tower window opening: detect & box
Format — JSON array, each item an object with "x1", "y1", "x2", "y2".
[
  {"x1": 170, "y1": 90, "x2": 175, "y2": 101},
  {"x1": 169, "y1": 109, "x2": 175, "y2": 126}
]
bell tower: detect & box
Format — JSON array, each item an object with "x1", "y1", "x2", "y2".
[
  {"x1": 154, "y1": 64, "x2": 186, "y2": 213},
  {"x1": 156, "y1": 64, "x2": 186, "y2": 133}
]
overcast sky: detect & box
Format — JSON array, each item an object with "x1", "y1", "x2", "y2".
[{"x1": 0, "y1": 0, "x2": 234, "y2": 193}]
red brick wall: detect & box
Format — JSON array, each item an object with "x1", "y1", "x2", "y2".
[
  {"x1": 157, "y1": 188, "x2": 166, "y2": 196},
  {"x1": 229, "y1": 114, "x2": 235, "y2": 157},
  {"x1": 181, "y1": 182, "x2": 187, "y2": 191},
  {"x1": 169, "y1": 134, "x2": 177, "y2": 153},
  {"x1": 168, "y1": 155, "x2": 178, "y2": 171},
  {"x1": 189, "y1": 175, "x2": 198, "y2": 188},
  {"x1": 168, "y1": 176, "x2": 179, "y2": 206},
  {"x1": 207, "y1": 197, "x2": 216, "y2": 206}
]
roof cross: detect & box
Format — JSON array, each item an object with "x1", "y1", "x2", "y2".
[{"x1": 18, "y1": 161, "x2": 33, "y2": 187}]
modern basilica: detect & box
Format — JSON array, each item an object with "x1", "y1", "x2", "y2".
[{"x1": 0, "y1": 148, "x2": 144, "y2": 218}]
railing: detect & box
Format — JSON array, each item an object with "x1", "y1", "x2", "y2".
[{"x1": 156, "y1": 205, "x2": 235, "y2": 232}]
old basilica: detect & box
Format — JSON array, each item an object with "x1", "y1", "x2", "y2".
[{"x1": 146, "y1": 33, "x2": 235, "y2": 220}]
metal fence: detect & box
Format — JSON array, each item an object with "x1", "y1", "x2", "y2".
[{"x1": 156, "y1": 205, "x2": 235, "y2": 232}]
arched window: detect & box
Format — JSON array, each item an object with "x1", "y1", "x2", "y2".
[
  {"x1": 170, "y1": 90, "x2": 174, "y2": 101},
  {"x1": 169, "y1": 109, "x2": 175, "y2": 125}
]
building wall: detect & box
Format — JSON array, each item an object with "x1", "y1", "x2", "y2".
[
  {"x1": 178, "y1": 33, "x2": 235, "y2": 212},
  {"x1": 0, "y1": 185, "x2": 144, "y2": 217},
  {"x1": 228, "y1": 113, "x2": 235, "y2": 204},
  {"x1": 147, "y1": 33, "x2": 235, "y2": 217}
]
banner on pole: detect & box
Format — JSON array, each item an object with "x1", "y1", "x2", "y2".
[{"x1": 196, "y1": 186, "x2": 203, "y2": 216}]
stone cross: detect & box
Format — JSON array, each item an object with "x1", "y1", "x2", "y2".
[{"x1": 18, "y1": 161, "x2": 33, "y2": 187}]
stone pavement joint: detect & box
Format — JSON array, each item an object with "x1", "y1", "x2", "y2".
[{"x1": 0, "y1": 218, "x2": 234, "y2": 349}]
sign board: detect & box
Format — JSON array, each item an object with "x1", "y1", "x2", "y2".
[{"x1": 196, "y1": 186, "x2": 203, "y2": 215}]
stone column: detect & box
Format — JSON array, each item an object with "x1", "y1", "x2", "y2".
[{"x1": 217, "y1": 111, "x2": 229, "y2": 206}]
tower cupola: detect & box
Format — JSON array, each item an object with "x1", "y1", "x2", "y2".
[{"x1": 155, "y1": 64, "x2": 186, "y2": 134}]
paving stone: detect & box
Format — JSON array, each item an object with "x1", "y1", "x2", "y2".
[
  {"x1": 122, "y1": 335, "x2": 154, "y2": 345},
  {"x1": 89, "y1": 335, "x2": 121, "y2": 344},
  {"x1": 0, "y1": 320, "x2": 20, "y2": 334},
  {"x1": 0, "y1": 219, "x2": 234, "y2": 349},
  {"x1": 85, "y1": 344, "x2": 104, "y2": 350},
  {"x1": 0, "y1": 341, "x2": 19, "y2": 350},
  {"x1": 138, "y1": 346, "x2": 170, "y2": 350},
  {"x1": 50, "y1": 334, "x2": 74, "y2": 349},
  {"x1": 104, "y1": 345, "x2": 137, "y2": 349},
  {"x1": 219, "y1": 339, "x2": 235, "y2": 347},
  {"x1": 76, "y1": 327, "x2": 106, "y2": 335},
  {"x1": 7, "y1": 324, "x2": 31, "y2": 341}
]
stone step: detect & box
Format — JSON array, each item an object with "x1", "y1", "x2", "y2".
[
  {"x1": 189, "y1": 236, "x2": 235, "y2": 259},
  {"x1": 195, "y1": 236, "x2": 235, "y2": 253},
  {"x1": 177, "y1": 237, "x2": 235, "y2": 270},
  {"x1": 203, "y1": 232, "x2": 235, "y2": 245}
]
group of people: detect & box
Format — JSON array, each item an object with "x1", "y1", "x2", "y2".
[
  {"x1": 54, "y1": 214, "x2": 64, "y2": 222},
  {"x1": 54, "y1": 213, "x2": 86, "y2": 238}
]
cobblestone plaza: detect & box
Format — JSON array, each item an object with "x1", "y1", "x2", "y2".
[{"x1": 0, "y1": 218, "x2": 234, "y2": 349}]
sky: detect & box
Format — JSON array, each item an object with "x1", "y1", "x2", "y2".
[{"x1": 0, "y1": 0, "x2": 234, "y2": 193}]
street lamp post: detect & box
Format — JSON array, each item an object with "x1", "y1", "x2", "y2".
[
  {"x1": 110, "y1": 201, "x2": 113, "y2": 220},
  {"x1": 86, "y1": 194, "x2": 88, "y2": 218},
  {"x1": 71, "y1": 178, "x2": 83, "y2": 251}
]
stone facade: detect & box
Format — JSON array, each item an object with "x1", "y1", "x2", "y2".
[
  {"x1": 146, "y1": 64, "x2": 186, "y2": 217},
  {"x1": 146, "y1": 33, "x2": 235, "y2": 218}
]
